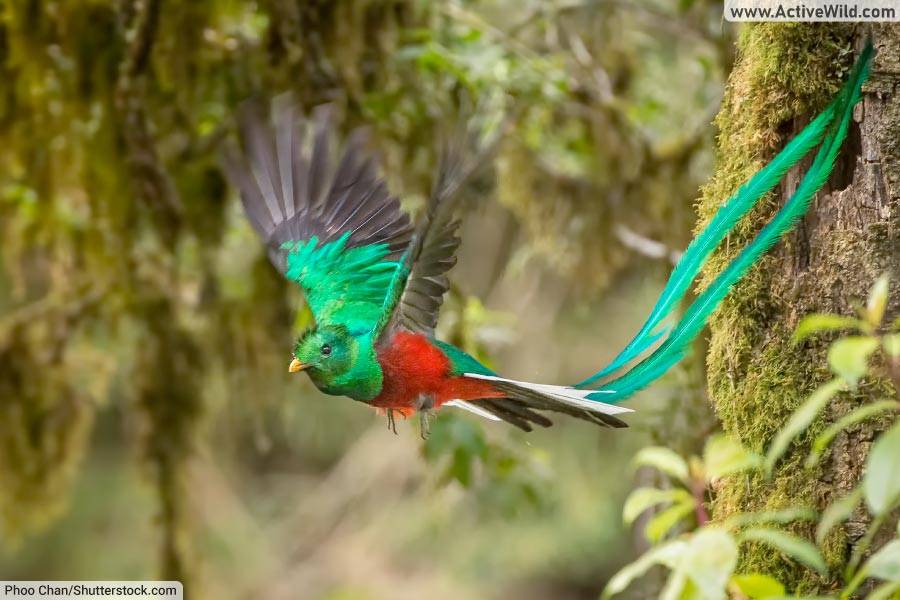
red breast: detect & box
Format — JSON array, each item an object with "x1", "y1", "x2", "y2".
[
  {"x1": 373, "y1": 331, "x2": 452, "y2": 409},
  {"x1": 373, "y1": 331, "x2": 501, "y2": 410}
]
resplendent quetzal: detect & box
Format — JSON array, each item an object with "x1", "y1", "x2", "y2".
[{"x1": 224, "y1": 42, "x2": 872, "y2": 433}]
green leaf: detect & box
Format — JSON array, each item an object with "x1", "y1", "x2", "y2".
[
  {"x1": 866, "y1": 539, "x2": 900, "y2": 582},
  {"x1": 864, "y1": 422, "x2": 900, "y2": 515},
  {"x1": 740, "y1": 528, "x2": 828, "y2": 576},
  {"x1": 865, "y1": 274, "x2": 890, "y2": 327},
  {"x1": 623, "y1": 487, "x2": 694, "y2": 525},
  {"x1": 633, "y1": 446, "x2": 690, "y2": 484},
  {"x1": 730, "y1": 573, "x2": 785, "y2": 598},
  {"x1": 704, "y1": 434, "x2": 763, "y2": 480},
  {"x1": 660, "y1": 570, "x2": 689, "y2": 600},
  {"x1": 603, "y1": 540, "x2": 687, "y2": 598},
  {"x1": 793, "y1": 314, "x2": 864, "y2": 343},
  {"x1": 424, "y1": 414, "x2": 488, "y2": 487},
  {"x1": 843, "y1": 568, "x2": 868, "y2": 599},
  {"x1": 884, "y1": 333, "x2": 900, "y2": 358},
  {"x1": 645, "y1": 499, "x2": 696, "y2": 543},
  {"x1": 827, "y1": 336, "x2": 879, "y2": 386},
  {"x1": 607, "y1": 529, "x2": 738, "y2": 599},
  {"x1": 681, "y1": 529, "x2": 739, "y2": 599},
  {"x1": 868, "y1": 581, "x2": 900, "y2": 600},
  {"x1": 764, "y1": 379, "x2": 844, "y2": 476},
  {"x1": 765, "y1": 596, "x2": 833, "y2": 600},
  {"x1": 816, "y1": 488, "x2": 862, "y2": 544},
  {"x1": 807, "y1": 401, "x2": 900, "y2": 467}
]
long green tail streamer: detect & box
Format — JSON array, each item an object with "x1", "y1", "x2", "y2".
[{"x1": 579, "y1": 41, "x2": 873, "y2": 402}]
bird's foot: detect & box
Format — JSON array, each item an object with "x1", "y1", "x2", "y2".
[
  {"x1": 419, "y1": 410, "x2": 433, "y2": 440},
  {"x1": 386, "y1": 409, "x2": 398, "y2": 435}
]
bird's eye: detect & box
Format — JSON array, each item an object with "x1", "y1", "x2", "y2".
[{"x1": 321, "y1": 344, "x2": 332, "y2": 356}]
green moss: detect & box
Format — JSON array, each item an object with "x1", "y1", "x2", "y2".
[
  {"x1": 0, "y1": 329, "x2": 93, "y2": 541},
  {"x1": 135, "y1": 301, "x2": 205, "y2": 587},
  {"x1": 0, "y1": 0, "x2": 419, "y2": 587},
  {"x1": 697, "y1": 24, "x2": 858, "y2": 592}
]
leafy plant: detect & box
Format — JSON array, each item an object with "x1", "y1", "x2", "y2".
[
  {"x1": 606, "y1": 276, "x2": 900, "y2": 599},
  {"x1": 423, "y1": 412, "x2": 552, "y2": 516}
]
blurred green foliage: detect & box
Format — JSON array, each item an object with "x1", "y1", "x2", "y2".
[
  {"x1": 607, "y1": 277, "x2": 900, "y2": 599},
  {"x1": 0, "y1": 0, "x2": 729, "y2": 597}
]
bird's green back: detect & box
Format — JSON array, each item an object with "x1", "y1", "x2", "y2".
[{"x1": 284, "y1": 232, "x2": 402, "y2": 333}]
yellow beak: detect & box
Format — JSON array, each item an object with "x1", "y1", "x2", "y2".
[{"x1": 289, "y1": 358, "x2": 309, "y2": 373}]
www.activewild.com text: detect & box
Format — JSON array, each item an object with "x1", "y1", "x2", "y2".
[{"x1": 728, "y1": 2, "x2": 896, "y2": 20}]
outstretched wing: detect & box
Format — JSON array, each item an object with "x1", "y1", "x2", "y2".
[
  {"x1": 375, "y1": 119, "x2": 498, "y2": 340},
  {"x1": 224, "y1": 95, "x2": 414, "y2": 328}
]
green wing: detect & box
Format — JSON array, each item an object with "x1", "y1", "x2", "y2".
[
  {"x1": 284, "y1": 233, "x2": 403, "y2": 329},
  {"x1": 224, "y1": 95, "x2": 413, "y2": 332}
]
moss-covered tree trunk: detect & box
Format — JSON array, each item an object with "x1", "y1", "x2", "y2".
[{"x1": 700, "y1": 24, "x2": 900, "y2": 591}]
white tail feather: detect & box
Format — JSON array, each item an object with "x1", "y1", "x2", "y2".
[
  {"x1": 463, "y1": 373, "x2": 634, "y2": 416},
  {"x1": 444, "y1": 400, "x2": 502, "y2": 421}
]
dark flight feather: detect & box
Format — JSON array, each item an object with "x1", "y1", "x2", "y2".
[
  {"x1": 376, "y1": 114, "x2": 501, "y2": 340},
  {"x1": 475, "y1": 378, "x2": 629, "y2": 429},
  {"x1": 223, "y1": 95, "x2": 413, "y2": 272}
]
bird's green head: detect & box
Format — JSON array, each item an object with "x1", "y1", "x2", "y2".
[{"x1": 289, "y1": 324, "x2": 382, "y2": 400}]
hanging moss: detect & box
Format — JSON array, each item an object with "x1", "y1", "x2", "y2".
[
  {"x1": 0, "y1": 0, "x2": 730, "y2": 592},
  {"x1": 0, "y1": 324, "x2": 93, "y2": 541},
  {"x1": 133, "y1": 300, "x2": 205, "y2": 587},
  {"x1": 0, "y1": 0, "x2": 425, "y2": 589}
]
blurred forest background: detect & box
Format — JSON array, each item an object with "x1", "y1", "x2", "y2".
[{"x1": 7, "y1": 1, "x2": 886, "y2": 599}]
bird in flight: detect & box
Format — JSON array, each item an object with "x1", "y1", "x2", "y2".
[{"x1": 224, "y1": 42, "x2": 872, "y2": 434}]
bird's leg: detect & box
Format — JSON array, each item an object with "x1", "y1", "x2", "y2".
[
  {"x1": 414, "y1": 393, "x2": 435, "y2": 440},
  {"x1": 386, "y1": 409, "x2": 398, "y2": 435},
  {"x1": 419, "y1": 410, "x2": 432, "y2": 440}
]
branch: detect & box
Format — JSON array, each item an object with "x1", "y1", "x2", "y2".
[{"x1": 614, "y1": 224, "x2": 683, "y2": 265}]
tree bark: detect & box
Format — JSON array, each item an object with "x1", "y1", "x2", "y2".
[{"x1": 700, "y1": 24, "x2": 899, "y2": 591}]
